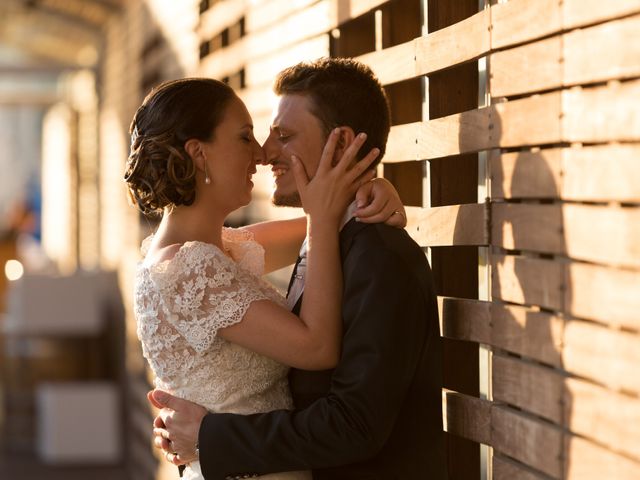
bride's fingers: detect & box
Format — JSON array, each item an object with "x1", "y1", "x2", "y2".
[
  {"x1": 153, "y1": 415, "x2": 165, "y2": 429},
  {"x1": 334, "y1": 132, "x2": 368, "y2": 173},
  {"x1": 290, "y1": 155, "x2": 309, "y2": 191},
  {"x1": 317, "y1": 127, "x2": 341, "y2": 174},
  {"x1": 356, "y1": 196, "x2": 391, "y2": 221},
  {"x1": 344, "y1": 148, "x2": 379, "y2": 186}
]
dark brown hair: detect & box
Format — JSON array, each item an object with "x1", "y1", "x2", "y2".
[
  {"x1": 273, "y1": 57, "x2": 391, "y2": 166},
  {"x1": 124, "y1": 78, "x2": 235, "y2": 216}
]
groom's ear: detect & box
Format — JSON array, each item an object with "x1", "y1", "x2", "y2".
[{"x1": 333, "y1": 127, "x2": 356, "y2": 167}]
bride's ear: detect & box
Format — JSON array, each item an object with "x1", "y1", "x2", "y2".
[{"x1": 185, "y1": 139, "x2": 205, "y2": 171}]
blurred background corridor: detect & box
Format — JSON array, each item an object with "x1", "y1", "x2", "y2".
[{"x1": 0, "y1": 1, "x2": 286, "y2": 478}]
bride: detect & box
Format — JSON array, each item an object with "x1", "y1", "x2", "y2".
[{"x1": 125, "y1": 78, "x2": 404, "y2": 479}]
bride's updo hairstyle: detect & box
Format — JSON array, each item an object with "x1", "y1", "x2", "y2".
[{"x1": 124, "y1": 78, "x2": 235, "y2": 216}]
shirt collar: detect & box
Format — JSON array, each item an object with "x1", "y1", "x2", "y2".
[{"x1": 299, "y1": 200, "x2": 358, "y2": 257}]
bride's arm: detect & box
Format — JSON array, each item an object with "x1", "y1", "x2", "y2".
[
  {"x1": 245, "y1": 179, "x2": 406, "y2": 275},
  {"x1": 245, "y1": 217, "x2": 306, "y2": 274},
  {"x1": 219, "y1": 130, "x2": 377, "y2": 370}
]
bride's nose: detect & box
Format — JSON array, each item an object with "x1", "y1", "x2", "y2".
[{"x1": 254, "y1": 142, "x2": 266, "y2": 165}]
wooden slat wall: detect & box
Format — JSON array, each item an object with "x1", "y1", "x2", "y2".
[{"x1": 197, "y1": 0, "x2": 640, "y2": 478}]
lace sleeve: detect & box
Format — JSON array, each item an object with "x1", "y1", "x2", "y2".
[{"x1": 150, "y1": 242, "x2": 284, "y2": 354}]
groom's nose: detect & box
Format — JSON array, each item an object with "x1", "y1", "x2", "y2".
[{"x1": 261, "y1": 133, "x2": 280, "y2": 166}]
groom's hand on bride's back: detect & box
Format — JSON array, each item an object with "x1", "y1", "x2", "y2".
[{"x1": 147, "y1": 389, "x2": 207, "y2": 465}]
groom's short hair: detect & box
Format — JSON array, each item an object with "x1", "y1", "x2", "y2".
[{"x1": 273, "y1": 57, "x2": 391, "y2": 166}]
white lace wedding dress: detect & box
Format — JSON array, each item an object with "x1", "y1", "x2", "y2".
[{"x1": 134, "y1": 227, "x2": 311, "y2": 480}]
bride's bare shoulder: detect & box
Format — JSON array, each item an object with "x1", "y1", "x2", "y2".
[{"x1": 144, "y1": 241, "x2": 183, "y2": 266}]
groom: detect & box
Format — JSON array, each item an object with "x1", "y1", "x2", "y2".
[{"x1": 150, "y1": 58, "x2": 447, "y2": 479}]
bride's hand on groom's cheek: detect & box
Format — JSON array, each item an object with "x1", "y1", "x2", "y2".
[{"x1": 147, "y1": 389, "x2": 207, "y2": 465}]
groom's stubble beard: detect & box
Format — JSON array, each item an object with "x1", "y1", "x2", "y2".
[{"x1": 272, "y1": 191, "x2": 302, "y2": 208}]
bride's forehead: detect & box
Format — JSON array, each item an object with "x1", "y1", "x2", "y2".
[{"x1": 221, "y1": 97, "x2": 252, "y2": 124}]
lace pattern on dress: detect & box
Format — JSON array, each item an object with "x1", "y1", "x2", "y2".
[{"x1": 134, "y1": 227, "x2": 290, "y2": 412}]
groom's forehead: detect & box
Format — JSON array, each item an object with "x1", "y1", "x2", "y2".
[{"x1": 272, "y1": 95, "x2": 312, "y2": 123}]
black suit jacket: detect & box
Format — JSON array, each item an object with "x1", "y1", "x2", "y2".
[{"x1": 199, "y1": 220, "x2": 447, "y2": 479}]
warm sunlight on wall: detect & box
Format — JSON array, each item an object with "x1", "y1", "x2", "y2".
[{"x1": 41, "y1": 102, "x2": 75, "y2": 274}]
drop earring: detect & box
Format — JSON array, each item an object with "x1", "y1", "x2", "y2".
[{"x1": 203, "y1": 152, "x2": 211, "y2": 185}]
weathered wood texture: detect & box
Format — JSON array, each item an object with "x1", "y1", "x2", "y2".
[
  {"x1": 444, "y1": 390, "x2": 640, "y2": 478},
  {"x1": 405, "y1": 204, "x2": 487, "y2": 247},
  {"x1": 384, "y1": 80, "x2": 640, "y2": 162},
  {"x1": 438, "y1": 298, "x2": 640, "y2": 394},
  {"x1": 490, "y1": 145, "x2": 640, "y2": 202}
]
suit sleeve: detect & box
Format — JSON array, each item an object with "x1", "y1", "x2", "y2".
[{"x1": 199, "y1": 237, "x2": 432, "y2": 479}]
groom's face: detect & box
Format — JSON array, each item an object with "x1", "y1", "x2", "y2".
[{"x1": 262, "y1": 94, "x2": 327, "y2": 207}]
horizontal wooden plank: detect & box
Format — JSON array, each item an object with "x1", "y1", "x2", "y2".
[
  {"x1": 245, "y1": 0, "x2": 317, "y2": 33},
  {"x1": 493, "y1": 455, "x2": 548, "y2": 480},
  {"x1": 491, "y1": 303, "x2": 564, "y2": 367},
  {"x1": 393, "y1": 82, "x2": 639, "y2": 159},
  {"x1": 197, "y1": 0, "x2": 246, "y2": 41},
  {"x1": 493, "y1": 355, "x2": 640, "y2": 457},
  {"x1": 565, "y1": 435, "x2": 640, "y2": 479},
  {"x1": 491, "y1": 14, "x2": 640, "y2": 97},
  {"x1": 358, "y1": 9, "x2": 490, "y2": 86},
  {"x1": 564, "y1": 14, "x2": 640, "y2": 86},
  {"x1": 566, "y1": 377, "x2": 640, "y2": 461},
  {"x1": 443, "y1": 390, "x2": 491, "y2": 445},
  {"x1": 420, "y1": 107, "x2": 494, "y2": 158},
  {"x1": 492, "y1": 405, "x2": 564, "y2": 478},
  {"x1": 562, "y1": 145, "x2": 640, "y2": 202},
  {"x1": 490, "y1": 35, "x2": 562, "y2": 98},
  {"x1": 331, "y1": 0, "x2": 389, "y2": 26},
  {"x1": 491, "y1": 0, "x2": 640, "y2": 52},
  {"x1": 492, "y1": 254, "x2": 565, "y2": 311},
  {"x1": 562, "y1": 0, "x2": 640, "y2": 30},
  {"x1": 491, "y1": 0, "x2": 562, "y2": 50},
  {"x1": 490, "y1": 148, "x2": 562, "y2": 199},
  {"x1": 415, "y1": 9, "x2": 490, "y2": 77},
  {"x1": 438, "y1": 297, "x2": 491, "y2": 344},
  {"x1": 248, "y1": 0, "x2": 388, "y2": 34},
  {"x1": 493, "y1": 254, "x2": 640, "y2": 328},
  {"x1": 239, "y1": 86, "x2": 276, "y2": 122},
  {"x1": 563, "y1": 79, "x2": 640, "y2": 143},
  {"x1": 198, "y1": 37, "x2": 248, "y2": 80},
  {"x1": 445, "y1": 388, "x2": 640, "y2": 475},
  {"x1": 244, "y1": 35, "x2": 329, "y2": 88},
  {"x1": 495, "y1": 91, "x2": 562, "y2": 147},
  {"x1": 384, "y1": 122, "x2": 421, "y2": 162},
  {"x1": 492, "y1": 203, "x2": 565, "y2": 255},
  {"x1": 493, "y1": 354, "x2": 564, "y2": 424},
  {"x1": 491, "y1": 145, "x2": 640, "y2": 202},
  {"x1": 492, "y1": 203, "x2": 640, "y2": 268},
  {"x1": 567, "y1": 262, "x2": 640, "y2": 330},
  {"x1": 358, "y1": 40, "x2": 416, "y2": 86},
  {"x1": 563, "y1": 204, "x2": 640, "y2": 268},
  {"x1": 563, "y1": 320, "x2": 640, "y2": 395},
  {"x1": 201, "y1": 0, "x2": 391, "y2": 81},
  {"x1": 406, "y1": 203, "x2": 487, "y2": 247},
  {"x1": 385, "y1": 107, "x2": 493, "y2": 161},
  {"x1": 445, "y1": 300, "x2": 640, "y2": 394},
  {"x1": 201, "y1": 2, "x2": 332, "y2": 79}
]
